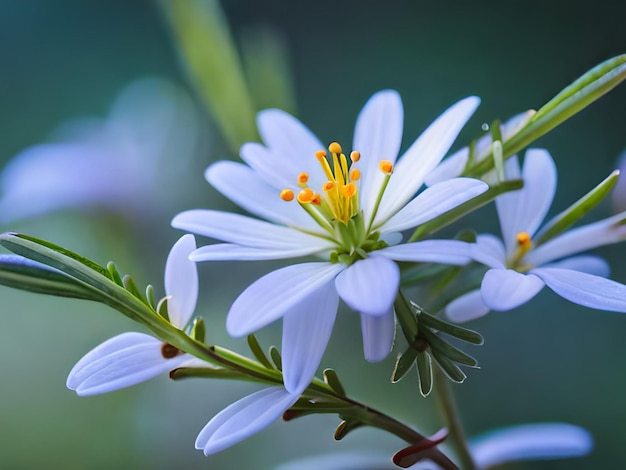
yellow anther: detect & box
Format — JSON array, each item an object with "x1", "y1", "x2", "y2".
[
  {"x1": 298, "y1": 172, "x2": 309, "y2": 185},
  {"x1": 323, "y1": 181, "x2": 335, "y2": 192},
  {"x1": 297, "y1": 188, "x2": 315, "y2": 204},
  {"x1": 341, "y1": 182, "x2": 357, "y2": 198},
  {"x1": 516, "y1": 231, "x2": 532, "y2": 247},
  {"x1": 280, "y1": 189, "x2": 294, "y2": 202},
  {"x1": 380, "y1": 160, "x2": 393, "y2": 174},
  {"x1": 315, "y1": 150, "x2": 327, "y2": 159},
  {"x1": 312, "y1": 194, "x2": 322, "y2": 205},
  {"x1": 329, "y1": 142, "x2": 342, "y2": 155},
  {"x1": 350, "y1": 151, "x2": 361, "y2": 162},
  {"x1": 349, "y1": 168, "x2": 361, "y2": 181}
]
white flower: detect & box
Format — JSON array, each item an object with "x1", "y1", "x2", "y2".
[
  {"x1": 66, "y1": 234, "x2": 199, "y2": 396},
  {"x1": 274, "y1": 422, "x2": 593, "y2": 469},
  {"x1": 0, "y1": 78, "x2": 197, "y2": 223},
  {"x1": 195, "y1": 386, "x2": 300, "y2": 455},
  {"x1": 173, "y1": 90, "x2": 488, "y2": 394},
  {"x1": 446, "y1": 148, "x2": 626, "y2": 322}
]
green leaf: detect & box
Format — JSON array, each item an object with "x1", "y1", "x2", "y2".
[
  {"x1": 145, "y1": 284, "x2": 156, "y2": 310},
  {"x1": 122, "y1": 275, "x2": 150, "y2": 307},
  {"x1": 420, "y1": 328, "x2": 479, "y2": 368},
  {"x1": 430, "y1": 349, "x2": 467, "y2": 383},
  {"x1": 413, "y1": 304, "x2": 484, "y2": 345},
  {"x1": 169, "y1": 366, "x2": 249, "y2": 381},
  {"x1": 391, "y1": 347, "x2": 417, "y2": 383},
  {"x1": 394, "y1": 292, "x2": 419, "y2": 341},
  {"x1": 161, "y1": 0, "x2": 258, "y2": 153},
  {"x1": 106, "y1": 262, "x2": 124, "y2": 287},
  {"x1": 247, "y1": 334, "x2": 273, "y2": 369},
  {"x1": 334, "y1": 419, "x2": 364, "y2": 440},
  {"x1": 190, "y1": 317, "x2": 206, "y2": 343},
  {"x1": 323, "y1": 368, "x2": 346, "y2": 396},
  {"x1": 415, "y1": 351, "x2": 433, "y2": 397},
  {"x1": 0, "y1": 254, "x2": 100, "y2": 301},
  {"x1": 534, "y1": 170, "x2": 620, "y2": 246},
  {"x1": 269, "y1": 345, "x2": 282, "y2": 371}
]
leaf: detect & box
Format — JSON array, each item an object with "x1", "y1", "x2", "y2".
[
  {"x1": 247, "y1": 334, "x2": 273, "y2": 369},
  {"x1": 122, "y1": 275, "x2": 150, "y2": 306},
  {"x1": 269, "y1": 345, "x2": 282, "y2": 371},
  {"x1": 413, "y1": 304, "x2": 484, "y2": 345},
  {"x1": 391, "y1": 347, "x2": 418, "y2": 383},
  {"x1": 334, "y1": 419, "x2": 364, "y2": 440},
  {"x1": 420, "y1": 328, "x2": 479, "y2": 368},
  {"x1": 415, "y1": 352, "x2": 433, "y2": 397},
  {"x1": 323, "y1": 368, "x2": 346, "y2": 396},
  {"x1": 430, "y1": 349, "x2": 467, "y2": 383},
  {"x1": 106, "y1": 262, "x2": 124, "y2": 287},
  {"x1": 190, "y1": 317, "x2": 206, "y2": 343},
  {"x1": 534, "y1": 170, "x2": 620, "y2": 246},
  {"x1": 169, "y1": 366, "x2": 248, "y2": 381},
  {"x1": 0, "y1": 254, "x2": 99, "y2": 301}
]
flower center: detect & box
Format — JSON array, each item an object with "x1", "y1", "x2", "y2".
[
  {"x1": 507, "y1": 231, "x2": 533, "y2": 270},
  {"x1": 280, "y1": 142, "x2": 394, "y2": 265}
]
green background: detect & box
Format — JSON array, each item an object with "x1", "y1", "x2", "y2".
[{"x1": 0, "y1": 1, "x2": 625, "y2": 468}]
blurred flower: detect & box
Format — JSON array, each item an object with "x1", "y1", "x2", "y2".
[
  {"x1": 0, "y1": 78, "x2": 198, "y2": 224},
  {"x1": 425, "y1": 110, "x2": 535, "y2": 186},
  {"x1": 66, "y1": 234, "x2": 199, "y2": 395},
  {"x1": 275, "y1": 422, "x2": 593, "y2": 469},
  {"x1": 173, "y1": 90, "x2": 488, "y2": 394},
  {"x1": 612, "y1": 148, "x2": 626, "y2": 213},
  {"x1": 195, "y1": 386, "x2": 299, "y2": 455},
  {"x1": 447, "y1": 149, "x2": 626, "y2": 322}
]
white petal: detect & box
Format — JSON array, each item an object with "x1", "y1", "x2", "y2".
[
  {"x1": 190, "y1": 243, "x2": 333, "y2": 261},
  {"x1": 360, "y1": 309, "x2": 395, "y2": 362},
  {"x1": 471, "y1": 234, "x2": 506, "y2": 269},
  {"x1": 227, "y1": 262, "x2": 344, "y2": 337},
  {"x1": 335, "y1": 256, "x2": 399, "y2": 316},
  {"x1": 373, "y1": 97, "x2": 480, "y2": 225},
  {"x1": 282, "y1": 282, "x2": 338, "y2": 393},
  {"x1": 531, "y1": 268, "x2": 626, "y2": 312},
  {"x1": 543, "y1": 255, "x2": 610, "y2": 277},
  {"x1": 445, "y1": 289, "x2": 490, "y2": 323},
  {"x1": 471, "y1": 423, "x2": 593, "y2": 468},
  {"x1": 172, "y1": 210, "x2": 330, "y2": 253},
  {"x1": 424, "y1": 147, "x2": 469, "y2": 186},
  {"x1": 164, "y1": 234, "x2": 198, "y2": 329},
  {"x1": 378, "y1": 240, "x2": 473, "y2": 265},
  {"x1": 496, "y1": 149, "x2": 556, "y2": 255},
  {"x1": 381, "y1": 178, "x2": 488, "y2": 233},
  {"x1": 195, "y1": 386, "x2": 299, "y2": 455},
  {"x1": 527, "y1": 211, "x2": 626, "y2": 267},
  {"x1": 241, "y1": 109, "x2": 326, "y2": 189},
  {"x1": 66, "y1": 332, "x2": 187, "y2": 396},
  {"x1": 353, "y1": 90, "x2": 404, "y2": 218},
  {"x1": 481, "y1": 269, "x2": 545, "y2": 311},
  {"x1": 205, "y1": 160, "x2": 321, "y2": 231}
]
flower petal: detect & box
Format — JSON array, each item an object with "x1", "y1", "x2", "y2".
[
  {"x1": 471, "y1": 423, "x2": 593, "y2": 468},
  {"x1": 172, "y1": 209, "x2": 331, "y2": 253},
  {"x1": 190, "y1": 243, "x2": 332, "y2": 261},
  {"x1": 227, "y1": 262, "x2": 344, "y2": 337},
  {"x1": 496, "y1": 149, "x2": 557, "y2": 255},
  {"x1": 282, "y1": 282, "x2": 338, "y2": 393},
  {"x1": 335, "y1": 256, "x2": 399, "y2": 316},
  {"x1": 378, "y1": 240, "x2": 473, "y2": 265},
  {"x1": 66, "y1": 332, "x2": 187, "y2": 396},
  {"x1": 531, "y1": 267, "x2": 626, "y2": 312},
  {"x1": 374, "y1": 96, "x2": 480, "y2": 225},
  {"x1": 353, "y1": 90, "x2": 404, "y2": 218},
  {"x1": 471, "y1": 234, "x2": 506, "y2": 269},
  {"x1": 381, "y1": 178, "x2": 488, "y2": 233},
  {"x1": 164, "y1": 234, "x2": 198, "y2": 329},
  {"x1": 526, "y1": 211, "x2": 626, "y2": 267},
  {"x1": 445, "y1": 289, "x2": 490, "y2": 323},
  {"x1": 543, "y1": 255, "x2": 610, "y2": 277},
  {"x1": 205, "y1": 160, "x2": 321, "y2": 231},
  {"x1": 424, "y1": 146, "x2": 469, "y2": 186},
  {"x1": 481, "y1": 269, "x2": 545, "y2": 311},
  {"x1": 195, "y1": 386, "x2": 299, "y2": 455},
  {"x1": 360, "y1": 309, "x2": 396, "y2": 362}
]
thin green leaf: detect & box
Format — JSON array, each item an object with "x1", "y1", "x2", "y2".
[
  {"x1": 394, "y1": 291, "x2": 419, "y2": 341},
  {"x1": 534, "y1": 170, "x2": 620, "y2": 246},
  {"x1": 430, "y1": 349, "x2": 467, "y2": 384},
  {"x1": 106, "y1": 262, "x2": 124, "y2": 286},
  {"x1": 169, "y1": 366, "x2": 249, "y2": 381},
  {"x1": 190, "y1": 317, "x2": 206, "y2": 343},
  {"x1": 145, "y1": 284, "x2": 156, "y2": 310},
  {"x1": 420, "y1": 328, "x2": 479, "y2": 368},
  {"x1": 269, "y1": 345, "x2": 282, "y2": 371},
  {"x1": 323, "y1": 369, "x2": 346, "y2": 396},
  {"x1": 122, "y1": 275, "x2": 150, "y2": 306},
  {"x1": 413, "y1": 304, "x2": 484, "y2": 345},
  {"x1": 334, "y1": 419, "x2": 364, "y2": 440},
  {"x1": 247, "y1": 334, "x2": 273, "y2": 369},
  {"x1": 0, "y1": 254, "x2": 100, "y2": 301},
  {"x1": 415, "y1": 351, "x2": 433, "y2": 397},
  {"x1": 391, "y1": 347, "x2": 418, "y2": 383}
]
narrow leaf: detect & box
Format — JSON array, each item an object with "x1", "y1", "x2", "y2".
[
  {"x1": 190, "y1": 317, "x2": 206, "y2": 343},
  {"x1": 430, "y1": 349, "x2": 467, "y2": 383},
  {"x1": 269, "y1": 345, "x2": 282, "y2": 371},
  {"x1": 334, "y1": 419, "x2": 364, "y2": 440},
  {"x1": 122, "y1": 275, "x2": 150, "y2": 306},
  {"x1": 106, "y1": 261, "x2": 124, "y2": 286},
  {"x1": 323, "y1": 368, "x2": 346, "y2": 396},
  {"x1": 420, "y1": 328, "x2": 479, "y2": 368},
  {"x1": 416, "y1": 352, "x2": 433, "y2": 396},
  {"x1": 391, "y1": 347, "x2": 418, "y2": 383},
  {"x1": 413, "y1": 304, "x2": 484, "y2": 345},
  {"x1": 247, "y1": 334, "x2": 273, "y2": 369},
  {"x1": 169, "y1": 366, "x2": 248, "y2": 381},
  {"x1": 145, "y1": 284, "x2": 156, "y2": 309}
]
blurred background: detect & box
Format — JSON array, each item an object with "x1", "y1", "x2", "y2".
[{"x1": 0, "y1": 0, "x2": 625, "y2": 468}]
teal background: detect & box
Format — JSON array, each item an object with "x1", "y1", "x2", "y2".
[{"x1": 0, "y1": 1, "x2": 625, "y2": 468}]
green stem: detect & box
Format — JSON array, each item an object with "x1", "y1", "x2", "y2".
[{"x1": 433, "y1": 365, "x2": 476, "y2": 470}]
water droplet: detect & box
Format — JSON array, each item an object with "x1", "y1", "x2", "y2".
[{"x1": 481, "y1": 123, "x2": 489, "y2": 131}]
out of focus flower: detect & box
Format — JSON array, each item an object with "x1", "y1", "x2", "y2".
[
  {"x1": 275, "y1": 422, "x2": 593, "y2": 469},
  {"x1": 66, "y1": 234, "x2": 199, "y2": 395},
  {"x1": 447, "y1": 148, "x2": 626, "y2": 322},
  {"x1": 0, "y1": 78, "x2": 198, "y2": 223},
  {"x1": 173, "y1": 90, "x2": 488, "y2": 394}
]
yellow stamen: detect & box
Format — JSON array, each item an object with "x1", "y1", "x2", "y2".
[
  {"x1": 298, "y1": 172, "x2": 309, "y2": 185},
  {"x1": 315, "y1": 150, "x2": 327, "y2": 159},
  {"x1": 329, "y1": 142, "x2": 342, "y2": 155},
  {"x1": 280, "y1": 189, "x2": 295, "y2": 202},
  {"x1": 297, "y1": 188, "x2": 315, "y2": 204},
  {"x1": 350, "y1": 168, "x2": 361, "y2": 181},
  {"x1": 350, "y1": 151, "x2": 361, "y2": 162},
  {"x1": 516, "y1": 231, "x2": 532, "y2": 248},
  {"x1": 323, "y1": 181, "x2": 335, "y2": 192},
  {"x1": 341, "y1": 182, "x2": 357, "y2": 198},
  {"x1": 380, "y1": 160, "x2": 393, "y2": 174},
  {"x1": 311, "y1": 194, "x2": 322, "y2": 205}
]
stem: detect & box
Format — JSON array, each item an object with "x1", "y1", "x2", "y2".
[{"x1": 433, "y1": 365, "x2": 476, "y2": 470}]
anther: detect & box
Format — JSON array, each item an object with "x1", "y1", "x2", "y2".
[
  {"x1": 329, "y1": 142, "x2": 342, "y2": 155},
  {"x1": 516, "y1": 231, "x2": 531, "y2": 247},
  {"x1": 341, "y1": 182, "x2": 357, "y2": 198},
  {"x1": 298, "y1": 172, "x2": 309, "y2": 185},
  {"x1": 280, "y1": 189, "x2": 295, "y2": 201},
  {"x1": 323, "y1": 181, "x2": 335, "y2": 192},
  {"x1": 350, "y1": 150, "x2": 361, "y2": 162},
  {"x1": 380, "y1": 160, "x2": 393, "y2": 174},
  {"x1": 349, "y1": 168, "x2": 361, "y2": 181},
  {"x1": 315, "y1": 150, "x2": 327, "y2": 159},
  {"x1": 297, "y1": 188, "x2": 316, "y2": 204}
]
